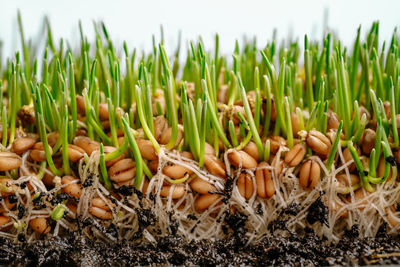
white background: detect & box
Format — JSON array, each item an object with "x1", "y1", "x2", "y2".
[{"x1": 1, "y1": 0, "x2": 400, "y2": 58}]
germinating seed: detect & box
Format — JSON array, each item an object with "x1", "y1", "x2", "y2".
[{"x1": 0, "y1": 16, "x2": 399, "y2": 250}]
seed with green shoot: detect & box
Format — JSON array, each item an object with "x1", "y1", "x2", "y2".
[
  {"x1": 29, "y1": 217, "x2": 51, "y2": 234},
  {"x1": 73, "y1": 136, "x2": 100, "y2": 156},
  {"x1": 306, "y1": 130, "x2": 331, "y2": 158},
  {"x1": 190, "y1": 176, "x2": 216, "y2": 194},
  {"x1": 0, "y1": 216, "x2": 11, "y2": 231},
  {"x1": 237, "y1": 172, "x2": 254, "y2": 200},
  {"x1": 299, "y1": 159, "x2": 321, "y2": 190},
  {"x1": 64, "y1": 144, "x2": 85, "y2": 162},
  {"x1": 89, "y1": 197, "x2": 113, "y2": 220},
  {"x1": 0, "y1": 152, "x2": 22, "y2": 171},
  {"x1": 108, "y1": 158, "x2": 136, "y2": 184},
  {"x1": 162, "y1": 151, "x2": 194, "y2": 179},
  {"x1": 255, "y1": 161, "x2": 275, "y2": 198},
  {"x1": 228, "y1": 150, "x2": 257, "y2": 169},
  {"x1": 204, "y1": 154, "x2": 226, "y2": 178},
  {"x1": 2, "y1": 16, "x2": 400, "y2": 241},
  {"x1": 12, "y1": 134, "x2": 38, "y2": 154},
  {"x1": 284, "y1": 143, "x2": 306, "y2": 167},
  {"x1": 30, "y1": 142, "x2": 52, "y2": 162},
  {"x1": 160, "y1": 185, "x2": 186, "y2": 199},
  {"x1": 360, "y1": 128, "x2": 376, "y2": 155},
  {"x1": 194, "y1": 193, "x2": 221, "y2": 211},
  {"x1": 335, "y1": 174, "x2": 360, "y2": 194},
  {"x1": 61, "y1": 176, "x2": 82, "y2": 198}
]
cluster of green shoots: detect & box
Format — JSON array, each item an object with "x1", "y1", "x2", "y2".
[{"x1": 1, "y1": 13, "x2": 400, "y2": 238}]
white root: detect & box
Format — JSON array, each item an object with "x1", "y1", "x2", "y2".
[{"x1": 0, "y1": 141, "x2": 399, "y2": 244}]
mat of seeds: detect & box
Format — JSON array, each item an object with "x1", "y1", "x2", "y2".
[{"x1": 0, "y1": 15, "x2": 399, "y2": 255}]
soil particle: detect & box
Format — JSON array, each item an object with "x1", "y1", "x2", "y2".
[
  {"x1": 136, "y1": 208, "x2": 156, "y2": 229},
  {"x1": 306, "y1": 196, "x2": 328, "y2": 226},
  {"x1": 17, "y1": 203, "x2": 26, "y2": 219},
  {"x1": 8, "y1": 195, "x2": 18, "y2": 204}
]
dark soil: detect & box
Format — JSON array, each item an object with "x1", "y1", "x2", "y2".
[
  {"x1": 1, "y1": 229, "x2": 400, "y2": 266},
  {"x1": 1, "y1": 198, "x2": 398, "y2": 266}
]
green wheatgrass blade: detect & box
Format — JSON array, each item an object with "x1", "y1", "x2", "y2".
[
  {"x1": 61, "y1": 105, "x2": 70, "y2": 175},
  {"x1": 164, "y1": 75, "x2": 178, "y2": 150},
  {"x1": 370, "y1": 89, "x2": 382, "y2": 121},
  {"x1": 198, "y1": 98, "x2": 208, "y2": 167},
  {"x1": 135, "y1": 85, "x2": 161, "y2": 153},
  {"x1": 306, "y1": 101, "x2": 320, "y2": 131},
  {"x1": 104, "y1": 137, "x2": 129, "y2": 162},
  {"x1": 368, "y1": 142, "x2": 392, "y2": 184},
  {"x1": 314, "y1": 50, "x2": 326, "y2": 100},
  {"x1": 83, "y1": 88, "x2": 94, "y2": 139},
  {"x1": 350, "y1": 26, "x2": 361, "y2": 94},
  {"x1": 326, "y1": 121, "x2": 343, "y2": 170},
  {"x1": 82, "y1": 51, "x2": 90, "y2": 89},
  {"x1": 100, "y1": 143, "x2": 112, "y2": 190},
  {"x1": 204, "y1": 61, "x2": 217, "y2": 110},
  {"x1": 36, "y1": 161, "x2": 47, "y2": 180},
  {"x1": 88, "y1": 108, "x2": 111, "y2": 144},
  {"x1": 235, "y1": 132, "x2": 252, "y2": 151},
  {"x1": 38, "y1": 112, "x2": 63, "y2": 176},
  {"x1": 378, "y1": 99, "x2": 389, "y2": 133},
  {"x1": 228, "y1": 120, "x2": 239, "y2": 147},
  {"x1": 88, "y1": 59, "x2": 97, "y2": 103},
  {"x1": 113, "y1": 62, "x2": 121, "y2": 109},
  {"x1": 353, "y1": 114, "x2": 367, "y2": 144},
  {"x1": 369, "y1": 148, "x2": 377, "y2": 178},
  {"x1": 188, "y1": 99, "x2": 200, "y2": 160},
  {"x1": 372, "y1": 48, "x2": 385, "y2": 100},
  {"x1": 2, "y1": 106, "x2": 7, "y2": 147},
  {"x1": 19, "y1": 72, "x2": 31, "y2": 106},
  {"x1": 380, "y1": 141, "x2": 393, "y2": 181},
  {"x1": 8, "y1": 66, "x2": 18, "y2": 145},
  {"x1": 182, "y1": 98, "x2": 192, "y2": 152},
  {"x1": 395, "y1": 76, "x2": 400, "y2": 115},
  {"x1": 227, "y1": 71, "x2": 239, "y2": 106},
  {"x1": 17, "y1": 11, "x2": 30, "y2": 80},
  {"x1": 195, "y1": 98, "x2": 203, "y2": 131},
  {"x1": 315, "y1": 100, "x2": 325, "y2": 133},
  {"x1": 338, "y1": 55, "x2": 352, "y2": 140},
  {"x1": 68, "y1": 53, "x2": 77, "y2": 142},
  {"x1": 390, "y1": 78, "x2": 399, "y2": 148},
  {"x1": 254, "y1": 87, "x2": 261, "y2": 129},
  {"x1": 43, "y1": 84, "x2": 60, "y2": 130},
  {"x1": 239, "y1": 76, "x2": 264, "y2": 156},
  {"x1": 284, "y1": 97, "x2": 293, "y2": 148},
  {"x1": 295, "y1": 107, "x2": 305, "y2": 131},
  {"x1": 360, "y1": 44, "x2": 370, "y2": 108},
  {"x1": 105, "y1": 83, "x2": 119, "y2": 147},
  {"x1": 142, "y1": 66, "x2": 154, "y2": 135},
  {"x1": 373, "y1": 117, "x2": 383, "y2": 171},
  {"x1": 263, "y1": 139, "x2": 271, "y2": 162},
  {"x1": 304, "y1": 36, "x2": 314, "y2": 110},
  {"x1": 202, "y1": 79, "x2": 231, "y2": 148},
  {"x1": 347, "y1": 140, "x2": 374, "y2": 192},
  {"x1": 351, "y1": 101, "x2": 361, "y2": 136},
  {"x1": 180, "y1": 84, "x2": 190, "y2": 151},
  {"x1": 262, "y1": 75, "x2": 272, "y2": 137},
  {"x1": 45, "y1": 16, "x2": 57, "y2": 56},
  {"x1": 276, "y1": 59, "x2": 288, "y2": 133},
  {"x1": 35, "y1": 84, "x2": 63, "y2": 176},
  {"x1": 321, "y1": 101, "x2": 328, "y2": 134},
  {"x1": 122, "y1": 116, "x2": 143, "y2": 189}
]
